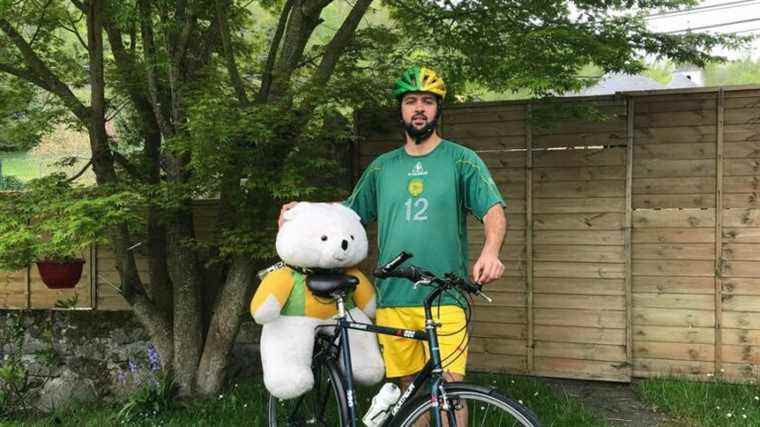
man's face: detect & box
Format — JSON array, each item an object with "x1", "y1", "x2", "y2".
[{"x1": 401, "y1": 92, "x2": 439, "y2": 130}]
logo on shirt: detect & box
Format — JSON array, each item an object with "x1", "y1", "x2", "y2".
[
  {"x1": 408, "y1": 178, "x2": 424, "y2": 197},
  {"x1": 408, "y1": 161, "x2": 428, "y2": 176}
]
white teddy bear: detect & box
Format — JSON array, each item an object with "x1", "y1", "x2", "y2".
[{"x1": 250, "y1": 202, "x2": 385, "y2": 399}]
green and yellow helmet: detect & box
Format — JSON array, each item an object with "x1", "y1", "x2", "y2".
[{"x1": 392, "y1": 66, "x2": 447, "y2": 100}]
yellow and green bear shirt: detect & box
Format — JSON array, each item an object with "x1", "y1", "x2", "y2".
[{"x1": 250, "y1": 266, "x2": 374, "y2": 320}]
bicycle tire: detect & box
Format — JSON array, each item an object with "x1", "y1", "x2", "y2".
[
  {"x1": 391, "y1": 382, "x2": 541, "y2": 427},
  {"x1": 267, "y1": 356, "x2": 349, "y2": 426}
]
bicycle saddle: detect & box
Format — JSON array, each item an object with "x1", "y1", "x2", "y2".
[{"x1": 307, "y1": 274, "x2": 359, "y2": 298}]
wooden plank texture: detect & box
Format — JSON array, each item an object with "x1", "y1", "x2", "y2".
[
  {"x1": 534, "y1": 341, "x2": 627, "y2": 362},
  {"x1": 0, "y1": 268, "x2": 28, "y2": 309},
  {"x1": 634, "y1": 358, "x2": 713, "y2": 379},
  {"x1": 633, "y1": 307, "x2": 715, "y2": 327},
  {"x1": 533, "y1": 357, "x2": 629, "y2": 382},
  {"x1": 534, "y1": 308, "x2": 625, "y2": 328},
  {"x1": 633, "y1": 325, "x2": 714, "y2": 344},
  {"x1": 633, "y1": 243, "x2": 714, "y2": 260},
  {"x1": 633, "y1": 228, "x2": 715, "y2": 243},
  {"x1": 633, "y1": 209, "x2": 715, "y2": 228},
  {"x1": 534, "y1": 277, "x2": 624, "y2": 295},
  {"x1": 533, "y1": 245, "x2": 624, "y2": 262},
  {"x1": 633, "y1": 342, "x2": 715, "y2": 361}
]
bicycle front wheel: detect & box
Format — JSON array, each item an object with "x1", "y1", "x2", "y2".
[
  {"x1": 267, "y1": 357, "x2": 349, "y2": 426},
  {"x1": 392, "y1": 383, "x2": 541, "y2": 427}
]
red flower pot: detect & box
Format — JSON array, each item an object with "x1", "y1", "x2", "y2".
[{"x1": 36, "y1": 259, "x2": 85, "y2": 289}]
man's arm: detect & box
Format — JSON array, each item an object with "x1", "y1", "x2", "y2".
[{"x1": 471, "y1": 204, "x2": 507, "y2": 284}]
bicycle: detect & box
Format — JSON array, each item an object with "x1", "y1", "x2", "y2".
[{"x1": 267, "y1": 251, "x2": 542, "y2": 426}]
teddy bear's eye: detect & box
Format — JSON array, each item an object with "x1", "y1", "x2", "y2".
[
  {"x1": 350, "y1": 235, "x2": 355, "y2": 240},
  {"x1": 321, "y1": 235, "x2": 328, "y2": 241}
]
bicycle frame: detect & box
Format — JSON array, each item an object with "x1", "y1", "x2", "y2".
[{"x1": 323, "y1": 282, "x2": 456, "y2": 427}]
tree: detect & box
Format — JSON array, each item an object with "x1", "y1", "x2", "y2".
[{"x1": 0, "y1": 0, "x2": 749, "y2": 397}]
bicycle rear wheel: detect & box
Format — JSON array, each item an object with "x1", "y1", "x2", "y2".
[
  {"x1": 267, "y1": 350, "x2": 348, "y2": 426},
  {"x1": 392, "y1": 383, "x2": 541, "y2": 427}
]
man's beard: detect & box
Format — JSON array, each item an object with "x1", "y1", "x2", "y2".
[{"x1": 402, "y1": 115, "x2": 439, "y2": 144}]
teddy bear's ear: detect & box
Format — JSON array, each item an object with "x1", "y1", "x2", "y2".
[
  {"x1": 282, "y1": 202, "x2": 308, "y2": 223},
  {"x1": 333, "y1": 203, "x2": 361, "y2": 223}
]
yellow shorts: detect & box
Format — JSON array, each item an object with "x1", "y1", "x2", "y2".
[{"x1": 375, "y1": 306, "x2": 469, "y2": 378}]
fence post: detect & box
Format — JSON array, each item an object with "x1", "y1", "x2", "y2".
[
  {"x1": 714, "y1": 88, "x2": 725, "y2": 377},
  {"x1": 525, "y1": 103, "x2": 534, "y2": 373},
  {"x1": 625, "y1": 97, "x2": 634, "y2": 378}
]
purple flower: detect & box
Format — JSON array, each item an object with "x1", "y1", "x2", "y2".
[
  {"x1": 128, "y1": 360, "x2": 138, "y2": 374},
  {"x1": 116, "y1": 369, "x2": 127, "y2": 384},
  {"x1": 147, "y1": 344, "x2": 162, "y2": 372}
]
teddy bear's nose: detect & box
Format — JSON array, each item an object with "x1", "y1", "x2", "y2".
[{"x1": 341, "y1": 239, "x2": 348, "y2": 250}]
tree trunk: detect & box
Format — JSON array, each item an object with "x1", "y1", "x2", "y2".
[
  {"x1": 195, "y1": 255, "x2": 255, "y2": 394},
  {"x1": 167, "y1": 212, "x2": 204, "y2": 396}
]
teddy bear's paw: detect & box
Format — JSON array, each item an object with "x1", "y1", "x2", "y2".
[
  {"x1": 351, "y1": 362, "x2": 385, "y2": 386},
  {"x1": 264, "y1": 367, "x2": 315, "y2": 400}
]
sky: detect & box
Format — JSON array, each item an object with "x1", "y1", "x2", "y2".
[{"x1": 643, "y1": 0, "x2": 760, "y2": 59}]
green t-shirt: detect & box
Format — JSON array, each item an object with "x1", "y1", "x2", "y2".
[{"x1": 345, "y1": 140, "x2": 505, "y2": 307}]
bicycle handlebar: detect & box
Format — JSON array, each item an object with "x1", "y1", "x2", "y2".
[
  {"x1": 373, "y1": 251, "x2": 413, "y2": 278},
  {"x1": 373, "y1": 252, "x2": 493, "y2": 302}
]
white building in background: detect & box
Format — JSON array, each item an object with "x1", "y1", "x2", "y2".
[
  {"x1": 667, "y1": 65, "x2": 704, "y2": 88},
  {"x1": 565, "y1": 67, "x2": 704, "y2": 96}
]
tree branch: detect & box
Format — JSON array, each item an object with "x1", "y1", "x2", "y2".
[
  {"x1": 0, "y1": 62, "x2": 53, "y2": 91},
  {"x1": 0, "y1": 18, "x2": 91, "y2": 123},
  {"x1": 65, "y1": 159, "x2": 92, "y2": 183},
  {"x1": 215, "y1": 0, "x2": 248, "y2": 105},
  {"x1": 265, "y1": 0, "x2": 328, "y2": 101},
  {"x1": 29, "y1": 0, "x2": 56, "y2": 47},
  {"x1": 301, "y1": 0, "x2": 332, "y2": 17},
  {"x1": 311, "y1": 0, "x2": 371, "y2": 88},
  {"x1": 112, "y1": 150, "x2": 145, "y2": 180},
  {"x1": 298, "y1": 0, "x2": 371, "y2": 125},
  {"x1": 173, "y1": 0, "x2": 196, "y2": 65},
  {"x1": 61, "y1": 10, "x2": 88, "y2": 50},
  {"x1": 257, "y1": 0, "x2": 293, "y2": 102},
  {"x1": 86, "y1": 0, "x2": 118, "y2": 184},
  {"x1": 137, "y1": 0, "x2": 174, "y2": 137}
]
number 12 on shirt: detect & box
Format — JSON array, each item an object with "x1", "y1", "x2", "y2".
[{"x1": 404, "y1": 197, "x2": 428, "y2": 221}]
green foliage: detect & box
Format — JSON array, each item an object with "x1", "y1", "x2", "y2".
[
  {"x1": 0, "y1": 313, "x2": 39, "y2": 420},
  {"x1": 386, "y1": 0, "x2": 749, "y2": 97},
  {"x1": 0, "y1": 174, "x2": 25, "y2": 191},
  {"x1": 9, "y1": 374, "x2": 609, "y2": 426},
  {"x1": 116, "y1": 372, "x2": 177, "y2": 423},
  {"x1": 642, "y1": 61, "x2": 676, "y2": 85},
  {"x1": 0, "y1": 77, "x2": 63, "y2": 153},
  {"x1": 705, "y1": 58, "x2": 760, "y2": 86},
  {"x1": 638, "y1": 376, "x2": 760, "y2": 426},
  {"x1": 115, "y1": 345, "x2": 177, "y2": 424},
  {"x1": 0, "y1": 174, "x2": 146, "y2": 270},
  {"x1": 54, "y1": 293, "x2": 80, "y2": 309}
]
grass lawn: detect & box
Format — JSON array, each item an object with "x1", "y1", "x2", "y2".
[
  {"x1": 4, "y1": 373, "x2": 610, "y2": 427},
  {"x1": 638, "y1": 377, "x2": 760, "y2": 426}
]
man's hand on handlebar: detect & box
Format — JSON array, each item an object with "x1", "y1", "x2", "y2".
[{"x1": 471, "y1": 250, "x2": 504, "y2": 285}]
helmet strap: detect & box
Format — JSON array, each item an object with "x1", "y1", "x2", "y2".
[{"x1": 403, "y1": 117, "x2": 438, "y2": 144}]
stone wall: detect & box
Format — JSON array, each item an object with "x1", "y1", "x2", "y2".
[{"x1": 0, "y1": 310, "x2": 261, "y2": 410}]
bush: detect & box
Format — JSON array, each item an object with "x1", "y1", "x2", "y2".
[{"x1": 0, "y1": 175, "x2": 24, "y2": 191}]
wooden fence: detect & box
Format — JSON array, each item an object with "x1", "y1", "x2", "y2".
[
  {"x1": 355, "y1": 85, "x2": 760, "y2": 383},
  {"x1": 2, "y1": 86, "x2": 759, "y2": 383},
  {"x1": 0, "y1": 200, "x2": 219, "y2": 311}
]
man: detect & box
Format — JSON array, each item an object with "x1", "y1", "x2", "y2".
[{"x1": 279, "y1": 66, "x2": 507, "y2": 421}]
